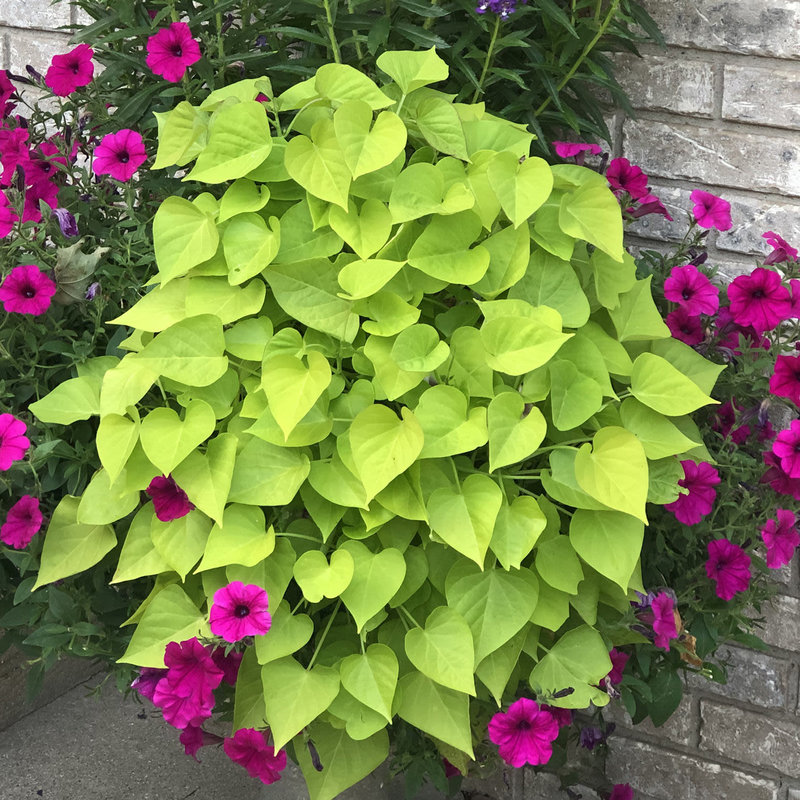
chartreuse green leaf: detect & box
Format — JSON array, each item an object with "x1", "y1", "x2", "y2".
[
  {"x1": 648, "y1": 457, "x2": 684, "y2": 504},
  {"x1": 309, "y1": 452, "x2": 369, "y2": 510},
  {"x1": 29, "y1": 375, "x2": 101, "y2": 424},
  {"x1": 531, "y1": 196, "x2": 574, "y2": 260},
  {"x1": 569, "y1": 509, "x2": 644, "y2": 590},
  {"x1": 118, "y1": 584, "x2": 208, "y2": 667},
  {"x1": 549, "y1": 361, "x2": 603, "y2": 431},
  {"x1": 224, "y1": 317, "x2": 273, "y2": 362},
  {"x1": 416, "y1": 97, "x2": 468, "y2": 160},
  {"x1": 261, "y1": 657, "x2": 340, "y2": 749},
  {"x1": 487, "y1": 392, "x2": 547, "y2": 471},
  {"x1": 153, "y1": 197, "x2": 219, "y2": 285},
  {"x1": 559, "y1": 182, "x2": 623, "y2": 262},
  {"x1": 218, "y1": 178, "x2": 270, "y2": 223},
  {"x1": 196, "y1": 504, "x2": 275, "y2": 572},
  {"x1": 631, "y1": 353, "x2": 718, "y2": 416},
  {"x1": 339, "y1": 540, "x2": 406, "y2": 632},
  {"x1": 233, "y1": 648, "x2": 267, "y2": 732},
  {"x1": 477, "y1": 629, "x2": 528, "y2": 706},
  {"x1": 296, "y1": 721, "x2": 389, "y2": 800},
  {"x1": 150, "y1": 510, "x2": 211, "y2": 580},
  {"x1": 222, "y1": 213, "x2": 280, "y2": 285},
  {"x1": 390, "y1": 324, "x2": 450, "y2": 372},
  {"x1": 329, "y1": 199, "x2": 393, "y2": 261},
  {"x1": 447, "y1": 569, "x2": 538, "y2": 663},
  {"x1": 96, "y1": 413, "x2": 139, "y2": 484},
  {"x1": 34, "y1": 496, "x2": 116, "y2": 590},
  {"x1": 471, "y1": 224, "x2": 530, "y2": 298},
  {"x1": 481, "y1": 313, "x2": 571, "y2": 376},
  {"x1": 405, "y1": 606, "x2": 475, "y2": 695},
  {"x1": 172, "y1": 432, "x2": 237, "y2": 525},
  {"x1": 574, "y1": 427, "x2": 649, "y2": 523},
  {"x1": 274, "y1": 200, "x2": 343, "y2": 264},
  {"x1": 407, "y1": 211, "x2": 489, "y2": 284},
  {"x1": 255, "y1": 601, "x2": 314, "y2": 665},
  {"x1": 651, "y1": 338, "x2": 725, "y2": 396},
  {"x1": 152, "y1": 101, "x2": 209, "y2": 169},
  {"x1": 462, "y1": 118, "x2": 533, "y2": 160},
  {"x1": 186, "y1": 101, "x2": 272, "y2": 183},
  {"x1": 535, "y1": 537, "x2": 584, "y2": 594},
  {"x1": 529, "y1": 625, "x2": 612, "y2": 709},
  {"x1": 139, "y1": 399, "x2": 215, "y2": 475},
  {"x1": 247, "y1": 397, "x2": 332, "y2": 448},
  {"x1": 359, "y1": 292, "x2": 420, "y2": 338},
  {"x1": 609, "y1": 276, "x2": 671, "y2": 341},
  {"x1": 490, "y1": 496, "x2": 546, "y2": 570},
  {"x1": 487, "y1": 152, "x2": 552, "y2": 228},
  {"x1": 333, "y1": 101, "x2": 407, "y2": 179},
  {"x1": 414, "y1": 384, "x2": 488, "y2": 459},
  {"x1": 427, "y1": 474, "x2": 502, "y2": 567},
  {"x1": 293, "y1": 549, "x2": 355, "y2": 603},
  {"x1": 376, "y1": 472, "x2": 427, "y2": 523},
  {"x1": 315, "y1": 62, "x2": 394, "y2": 109},
  {"x1": 198, "y1": 77, "x2": 271, "y2": 110},
  {"x1": 376, "y1": 48, "x2": 448, "y2": 94},
  {"x1": 112, "y1": 505, "x2": 170, "y2": 583},
  {"x1": 445, "y1": 327, "x2": 494, "y2": 399},
  {"x1": 337, "y1": 258, "x2": 405, "y2": 299},
  {"x1": 262, "y1": 351, "x2": 331, "y2": 440},
  {"x1": 348, "y1": 404, "x2": 424, "y2": 501},
  {"x1": 285, "y1": 119, "x2": 351, "y2": 209},
  {"x1": 396, "y1": 672, "x2": 473, "y2": 757},
  {"x1": 228, "y1": 537, "x2": 296, "y2": 613},
  {"x1": 340, "y1": 643, "x2": 398, "y2": 722},
  {"x1": 620, "y1": 398, "x2": 701, "y2": 459},
  {"x1": 77, "y1": 468, "x2": 139, "y2": 525},
  {"x1": 591, "y1": 249, "x2": 637, "y2": 309},
  {"x1": 581, "y1": 321, "x2": 633, "y2": 376},
  {"x1": 530, "y1": 578, "x2": 570, "y2": 631}
]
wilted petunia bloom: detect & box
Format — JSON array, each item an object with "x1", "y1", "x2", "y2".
[
  {"x1": 131, "y1": 667, "x2": 168, "y2": 702},
  {"x1": 761, "y1": 509, "x2": 799, "y2": 569},
  {"x1": 223, "y1": 728, "x2": 287, "y2": 784},
  {"x1": 705, "y1": 538, "x2": 751, "y2": 600},
  {"x1": 762, "y1": 231, "x2": 798, "y2": 266},
  {"x1": 210, "y1": 581, "x2": 271, "y2": 642},
  {"x1": 761, "y1": 451, "x2": 800, "y2": 502},
  {"x1": 146, "y1": 474, "x2": 194, "y2": 521},
  {"x1": 146, "y1": 22, "x2": 201, "y2": 83},
  {"x1": 180, "y1": 724, "x2": 223, "y2": 761},
  {"x1": 0, "y1": 495, "x2": 42, "y2": 548},
  {"x1": 651, "y1": 592, "x2": 679, "y2": 650},
  {"x1": 488, "y1": 697, "x2": 560, "y2": 768},
  {"x1": 45, "y1": 43, "x2": 95, "y2": 96}
]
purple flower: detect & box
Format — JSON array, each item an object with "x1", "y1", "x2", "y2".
[
  {"x1": 628, "y1": 192, "x2": 673, "y2": 221},
  {"x1": 162, "y1": 638, "x2": 224, "y2": 700},
  {"x1": 210, "y1": 581, "x2": 271, "y2": 643},
  {"x1": 579, "y1": 725, "x2": 609, "y2": 750},
  {"x1": 131, "y1": 667, "x2": 168, "y2": 702},
  {"x1": 690, "y1": 190, "x2": 732, "y2": 231},
  {"x1": 0, "y1": 190, "x2": 18, "y2": 237},
  {"x1": 728, "y1": 267, "x2": 792, "y2": 333},
  {"x1": 552, "y1": 141, "x2": 602, "y2": 159},
  {"x1": 609, "y1": 785, "x2": 634, "y2": 800},
  {"x1": 761, "y1": 451, "x2": 800, "y2": 502},
  {"x1": 211, "y1": 647, "x2": 243, "y2": 686},
  {"x1": 152, "y1": 678, "x2": 215, "y2": 729},
  {"x1": 1, "y1": 495, "x2": 42, "y2": 548},
  {"x1": 772, "y1": 420, "x2": 800, "y2": 478},
  {"x1": 665, "y1": 308, "x2": 704, "y2": 346},
  {"x1": 770, "y1": 355, "x2": 800, "y2": 407},
  {"x1": 712, "y1": 400, "x2": 751, "y2": 445},
  {"x1": 0, "y1": 70, "x2": 16, "y2": 110},
  {"x1": 146, "y1": 475, "x2": 194, "y2": 522},
  {"x1": 540, "y1": 704, "x2": 573, "y2": 727},
  {"x1": 761, "y1": 509, "x2": 799, "y2": 569},
  {"x1": 223, "y1": 728, "x2": 287, "y2": 784},
  {"x1": 85, "y1": 281, "x2": 100, "y2": 301},
  {"x1": 762, "y1": 231, "x2": 798, "y2": 266},
  {"x1": 475, "y1": 0, "x2": 525, "y2": 18},
  {"x1": 606, "y1": 648, "x2": 629, "y2": 685},
  {"x1": 52, "y1": 207, "x2": 78, "y2": 237},
  {"x1": 180, "y1": 725, "x2": 223, "y2": 761},
  {"x1": 44, "y1": 44, "x2": 94, "y2": 96},
  {"x1": 705, "y1": 539, "x2": 751, "y2": 601},
  {"x1": 146, "y1": 23, "x2": 201, "y2": 83},
  {"x1": 488, "y1": 697, "x2": 559, "y2": 767},
  {"x1": 0, "y1": 413, "x2": 30, "y2": 471},
  {"x1": 0, "y1": 126, "x2": 29, "y2": 187},
  {"x1": 93, "y1": 129, "x2": 147, "y2": 182},
  {"x1": 664, "y1": 460, "x2": 720, "y2": 525},
  {"x1": 22, "y1": 178, "x2": 59, "y2": 224},
  {"x1": 651, "y1": 592, "x2": 678, "y2": 650},
  {"x1": 606, "y1": 158, "x2": 649, "y2": 200},
  {"x1": 664, "y1": 265, "x2": 719, "y2": 316}
]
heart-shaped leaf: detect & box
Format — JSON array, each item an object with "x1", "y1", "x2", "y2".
[
  {"x1": 196, "y1": 504, "x2": 275, "y2": 572},
  {"x1": 293, "y1": 548, "x2": 355, "y2": 603},
  {"x1": 487, "y1": 152, "x2": 553, "y2": 228},
  {"x1": 339, "y1": 643, "x2": 399, "y2": 722},
  {"x1": 140, "y1": 399, "x2": 216, "y2": 475},
  {"x1": 414, "y1": 384, "x2": 488, "y2": 459},
  {"x1": 333, "y1": 100, "x2": 407, "y2": 179},
  {"x1": 150, "y1": 510, "x2": 212, "y2": 581},
  {"x1": 490, "y1": 495, "x2": 546, "y2": 570},
  {"x1": 222, "y1": 212, "x2": 280, "y2": 285},
  {"x1": 255, "y1": 601, "x2": 314, "y2": 664},
  {"x1": 337, "y1": 257, "x2": 404, "y2": 300},
  {"x1": 487, "y1": 392, "x2": 547, "y2": 471},
  {"x1": 329, "y1": 198, "x2": 393, "y2": 261},
  {"x1": 96, "y1": 413, "x2": 139, "y2": 484}
]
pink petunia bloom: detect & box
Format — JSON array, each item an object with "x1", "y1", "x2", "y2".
[
  {"x1": 690, "y1": 189, "x2": 732, "y2": 231},
  {"x1": 761, "y1": 451, "x2": 800, "y2": 502},
  {"x1": 540, "y1": 704, "x2": 573, "y2": 727},
  {"x1": 664, "y1": 265, "x2": 719, "y2": 316},
  {"x1": 552, "y1": 141, "x2": 602, "y2": 158},
  {"x1": 162, "y1": 638, "x2": 224, "y2": 700},
  {"x1": 770, "y1": 355, "x2": 800, "y2": 407},
  {"x1": 92, "y1": 129, "x2": 147, "y2": 182},
  {"x1": 25, "y1": 140, "x2": 69, "y2": 185},
  {"x1": 0, "y1": 190, "x2": 18, "y2": 237},
  {"x1": 211, "y1": 647, "x2": 243, "y2": 686},
  {"x1": 651, "y1": 592, "x2": 679, "y2": 650},
  {"x1": 22, "y1": 178, "x2": 59, "y2": 224},
  {"x1": 664, "y1": 460, "x2": 720, "y2": 525},
  {"x1": 606, "y1": 158, "x2": 649, "y2": 200},
  {"x1": 210, "y1": 581, "x2": 271, "y2": 643},
  {"x1": 146, "y1": 22, "x2": 201, "y2": 83},
  {"x1": 45, "y1": 43, "x2": 95, "y2": 97},
  {"x1": 180, "y1": 725, "x2": 224, "y2": 761},
  {"x1": 712, "y1": 400, "x2": 751, "y2": 445},
  {"x1": 443, "y1": 758, "x2": 461, "y2": 778},
  {"x1": 0, "y1": 413, "x2": 30, "y2": 470},
  {"x1": 789, "y1": 280, "x2": 800, "y2": 319},
  {"x1": 772, "y1": 420, "x2": 800, "y2": 478},
  {"x1": 146, "y1": 475, "x2": 194, "y2": 522},
  {"x1": 762, "y1": 231, "x2": 798, "y2": 266},
  {"x1": 606, "y1": 648, "x2": 629, "y2": 685},
  {"x1": 0, "y1": 70, "x2": 15, "y2": 109},
  {"x1": 0, "y1": 264, "x2": 57, "y2": 315},
  {"x1": 665, "y1": 308, "x2": 704, "y2": 346},
  {"x1": 131, "y1": 667, "x2": 168, "y2": 702},
  {"x1": 628, "y1": 192, "x2": 673, "y2": 221},
  {"x1": 705, "y1": 538, "x2": 751, "y2": 601},
  {"x1": 761, "y1": 509, "x2": 799, "y2": 569},
  {"x1": 152, "y1": 677, "x2": 215, "y2": 729},
  {"x1": 727, "y1": 268, "x2": 792, "y2": 333},
  {"x1": 488, "y1": 697, "x2": 559, "y2": 768},
  {"x1": 714, "y1": 306, "x2": 769, "y2": 355},
  {"x1": 0, "y1": 126, "x2": 29, "y2": 186},
  {"x1": 609, "y1": 785, "x2": 634, "y2": 800},
  {"x1": 0, "y1": 495, "x2": 42, "y2": 548},
  {"x1": 223, "y1": 728, "x2": 288, "y2": 784}
]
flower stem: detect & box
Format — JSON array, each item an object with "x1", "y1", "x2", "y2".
[
  {"x1": 346, "y1": 0, "x2": 364, "y2": 61},
  {"x1": 471, "y1": 15, "x2": 501, "y2": 104},
  {"x1": 321, "y1": 0, "x2": 342, "y2": 64},
  {"x1": 307, "y1": 599, "x2": 341, "y2": 669},
  {"x1": 423, "y1": 0, "x2": 439, "y2": 30}
]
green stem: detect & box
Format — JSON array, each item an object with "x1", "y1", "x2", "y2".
[
  {"x1": 321, "y1": 0, "x2": 342, "y2": 64},
  {"x1": 534, "y1": 0, "x2": 621, "y2": 118},
  {"x1": 471, "y1": 15, "x2": 501, "y2": 104},
  {"x1": 346, "y1": 0, "x2": 364, "y2": 61},
  {"x1": 308, "y1": 599, "x2": 341, "y2": 669},
  {"x1": 423, "y1": 0, "x2": 438, "y2": 30},
  {"x1": 398, "y1": 604, "x2": 422, "y2": 629},
  {"x1": 215, "y1": 11, "x2": 225, "y2": 66}
]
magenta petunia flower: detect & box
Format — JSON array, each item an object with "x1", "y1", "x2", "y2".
[
  {"x1": 789, "y1": 280, "x2": 800, "y2": 319},
  {"x1": 606, "y1": 648, "x2": 629, "y2": 685},
  {"x1": 152, "y1": 677, "x2": 215, "y2": 729},
  {"x1": 180, "y1": 725, "x2": 223, "y2": 761},
  {"x1": 761, "y1": 451, "x2": 800, "y2": 502},
  {"x1": 146, "y1": 22, "x2": 201, "y2": 83},
  {"x1": 552, "y1": 141, "x2": 602, "y2": 158},
  {"x1": 146, "y1": 474, "x2": 194, "y2": 522},
  {"x1": 706, "y1": 538, "x2": 751, "y2": 600},
  {"x1": 606, "y1": 158, "x2": 649, "y2": 200},
  {"x1": 0, "y1": 495, "x2": 42, "y2": 549},
  {"x1": 664, "y1": 460, "x2": 720, "y2": 525},
  {"x1": 763, "y1": 231, "x2": 798, "y2": 266},
  {"x1": 540, "y1": 704, "x2": 573, "y2": 727},
  {"x1": 0, "y1": 413, "x2": 30, "y2": 471},
  {"x1": 131, "y1": 667, "x2": 168, "y2": 702},
  {"x1": 761, "y1": 509, "x2": 799, "y2": 569},
  {"x1": 0, "y1": 70, "x2": 15, "y2": 109},
  {"x1": 772, "y1": 420, "x2": 800, "y2": 478},
  {"x1": 712, "y1": 400, "x2": 751, "y2": 445},
  {"x1": 713, "y1": 306, "x2": 769, "y2": 355},
  {"x1": 690, "y1": 189, "x2": 732, "y2": 231},
  {"x1": 45, "y1": 43, "x2": 95, "y2": 97},
  {"x1": 210, "y1": 581, "x2": 271, "y2": 642},
  {"x1": 665, "y1": 308, "x2": 704, "y2": 346},
  {"x1": 664, "y1": 265, "x2": 719, "y2": 316},
  {"x1": 651, "y1": 592, "x2": 678, "y2": 650},
  {"x1": 628, "y1": 192, "x2": 673, "y2": 221},
  {"x1": 0, "y1": 126, "x2": 29, "y2": 186},
  {"x1": 92, "y1": 129, "x2": 147, "y2": 182},
  {"x1": 211, "y1": 647, "x2": 243, "y2": 686},
  {"x1": 0, "y1": 264, "x2": 56, "y2": 316},
  {"x1": 163, "y1": 638, "x2": 224, "y2": 700},
  {"x1": 0, "y1": 190, "x2": 18, "y2": 237},
  {"x1": 727, "y1": 267, "x2": 792, "y2": 333},
  {"x1": 488, "y1": 697, "x2": 559, "y2": 768},
  {"x1": 223, "y1": 728, "x2": 288, "y2": 784},
  {"x1": 22, "y1": 178, "x2": 59, "y2": 224},
  {"x1": 770, "y1": 355, "x2": 800, "y2": 407},
  {"x1": 609, "y1": 785, "x2": 634, "y2": 800}
]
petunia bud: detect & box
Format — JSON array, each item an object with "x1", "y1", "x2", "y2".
[{"x1": 53, "y1": 207, "x2": 78, "y2": 237}]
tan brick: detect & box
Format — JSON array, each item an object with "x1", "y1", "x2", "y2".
[
  {"x1": 723, "y1": 64, "x2": 800, "y2": 132},
  {"x1": 8, "y1": 28, "x2": 71, "y2": 75},
  {"x1": 0, "y1": 0, "x2": 71, "y2": 31},
  {"x1": 603, "y1": 692, "x2": 696, "y2": 746},
  {"x1": 716, "y1": 194, "x2": 800, "y2": 257}
]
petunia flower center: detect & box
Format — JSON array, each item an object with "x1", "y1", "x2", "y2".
[
  {"x1": 751, "y1": 289, "x2": 765, "y2": 299},
  {"x1": 70, "y1": 61, "x2": 80, "y2": 74},
  {"x1": 516, "y1": 720, "x2": 531, "y2": 731},
  {"x1": 234, "y1": 604, "x2": 251, "y2": 618},
  {"x1": 682, "y1": 289, "x2": 692, "y2": 301},
  {"x1": 22, "y1": 285, "x2": 36, "y2": 298},
  {"x1": 171, "y1": 45, "x2": 183, "y2": 58},
  {"x1": 117, "y1": 150, "x2": 130, "y2": 164}
]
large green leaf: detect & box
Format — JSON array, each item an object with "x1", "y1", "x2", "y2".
[
  {"x1": 337, "y1": 257, "x2": 405, "y2": 299},
  {"x1": 329, "y1": 199, "x2": 393, "y2": 261},
  {"x1": 390, "y1": 324, "x2": 450, "y2": 372},
  {"x1": 139, "y1": 399, "x2": 215, "y2": 475},
  {"x1": 620, "y1": 398, "x2": 701, "y2": 459},
  {"x1": 233, "y1": 648, "x2": 267, "y2": 732},
  {"x1": 315, "y1": 62, "x2": 394, "y2": 109},
  {"x1": 651, "y1": 338, "x2": 726, "y2": 396},
  {"x1": 333, "y1": 100, "x2": 407, "y2": 179},
  {"x1": 481, "y1": 314, "x2": 571, "y2": 376},
  {"x1": 196, "y1": 504, "x2": 275, "y2": 571},
  {"x1": 414, "y1": 384, "x2": 488, "y2": 459},
  {"x1": 591, "y1": 249, "x2": 637, "y2": 310},
  {"x1": 487, "y1": 392, "x2": 547, "y2": 471},
  {"x1": 339, "y1": 643, "x2": 398, "y2": 722},
  {"x1": 95, "y1": 413, "x2": 139, "y2": 484},
  {"x1": 29, "y1": 375, "x2": 101, "y2": 425},
  {"x1": 534, "y1": 536, "x2": 584, "y2": 594},
  {"x1": 376, "y1": 48, "x2": 449, "y2": 94},
  {"x1": 559, "y1": 182, "x2": 623, "y2": 262},
  {"x1": 549, "y1": 360, "x2": 603, "y2": 431},
  {"x1": 111, "y1": 505, "x2": 170, "y2": 583},
  {"x1": 255, "y1": 601, "x2": 314, "y2": 664},
  {"x1": 152, "y1": 101, "x2": 209, "y2": 169},
  {"x1": 222, "y1": 213, "x2": 280, "y2": 285},
  {"x1": 608, "y1": 277, "x2": 671, "y2": 341},
  {"x1": 416, "y1": 97, "x2": 468, "y2": 160},
  {"x1": 293, "y1": 548, "x2": 354, "y2": 603},
  {"x1": 490, "y1": 496, "x2": 546, "y2": 570},
  {"x1": 487, "y1": 152, "x2": 552, "y2": 228},
  {"x1": 150, "y1": 510, "x2": 211, "y2": 580},
  {"x1": 471, "y1": 223, "x2": 530, "y2": 298},
  {"x1": 227, "y1": 435, "x2": 310, "y2": 506},
  {"x1": 630, "y1": 353, "x2": 718, "y2": 416},
  {"x1": 274, "y1": 200, "x2": 343, "y2": 264},
  {"x1": 476, "y1": 628, "x2": 527, "y2": 705}
]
